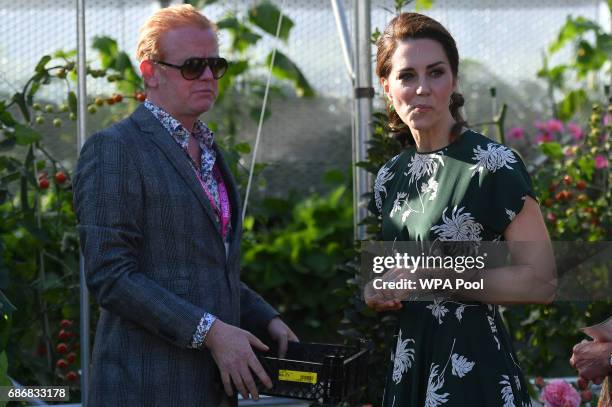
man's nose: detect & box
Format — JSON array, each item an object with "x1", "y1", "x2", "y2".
[{"x1": 198, "y1": 65, "x2": 215, "y2": 80}]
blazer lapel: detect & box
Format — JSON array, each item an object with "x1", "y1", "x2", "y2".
[{"x1": 130, "y1": 105, "x2": 222, "y2": 240}]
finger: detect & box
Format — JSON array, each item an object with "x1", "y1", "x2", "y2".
[
  {"x1": 230, "y1": 370, "x2": 249, "y2": 400},
  {"x1": 239, "y1": 366, "x2": 259, "y2": 400},
  {"x1": 249, "y1": 355, "x2": 273, "y2": 389},
  {"x1": 287, "y1": 329, "x2": 299, "y2": 343},
  {"x1": 247, "y1": 332, "x2": 269, "y2": 352},
  {"x1": 220, "y1": 370, "x2": 233, "y2": 397},
  {"x1": 277, "y1": 332, "x2": 288, "y2": 358}
]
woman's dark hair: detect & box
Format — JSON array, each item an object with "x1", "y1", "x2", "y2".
[{"x1": 375, "y1": 12, "x2": 467, "y2": 147}]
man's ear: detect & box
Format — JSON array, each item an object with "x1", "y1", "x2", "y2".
[{"x1": 140, "y1": 60, "x2": 158, "y2": 88}]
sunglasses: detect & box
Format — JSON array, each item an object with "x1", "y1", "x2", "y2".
[{"x1": 153, "y1": 57, "x2": 228, "y2": 80}]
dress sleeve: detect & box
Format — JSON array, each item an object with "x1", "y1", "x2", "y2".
[
  {"x1": 485, "y1": 151, "x2": 537, "y2": 235},
  {"x1": 368, "y1": 154, "x2": 401, "y2": 217}
]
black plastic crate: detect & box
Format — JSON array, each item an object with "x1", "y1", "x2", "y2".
[{"x1": 255, "y1": 341, "x2": 369, "y2": 405}]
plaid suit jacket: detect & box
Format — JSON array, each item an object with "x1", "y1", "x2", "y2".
[{"x1": 73, "y1": 104, "x2": 278, "y2": 406}]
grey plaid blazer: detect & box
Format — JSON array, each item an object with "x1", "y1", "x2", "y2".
[{"x1": 74, "y1": 104, "x2": 279, "y2": 407}]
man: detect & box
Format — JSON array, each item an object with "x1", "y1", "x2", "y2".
[{"x1": 73, "y1": 5, "x2": 297, "y2": 406}]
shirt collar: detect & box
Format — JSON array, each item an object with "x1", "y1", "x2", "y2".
[{"x1": 144, "y1": 99, "x2": 214, "y2": 149}]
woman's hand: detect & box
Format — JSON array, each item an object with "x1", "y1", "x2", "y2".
[{"x1": 363, "y1": 267, "x2": 416, "y2": 311}]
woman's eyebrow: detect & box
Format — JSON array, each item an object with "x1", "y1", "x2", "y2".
[{"x1": 398, "y1": 61, "x2": 445, "y2": 72}]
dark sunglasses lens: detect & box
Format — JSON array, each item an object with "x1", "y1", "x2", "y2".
[
  {"x1": 208, "y1": 58, "x2": 228, "y2": 79},
  {"x1": 181, "y1": 58, "x2": 205, "y2": 80},
  {"x1": 181, "y1": 58, "x2": 227, "y2": 80}
]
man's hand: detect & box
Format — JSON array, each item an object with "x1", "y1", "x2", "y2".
[
  {"x1": 205, "y1": 320, "x2": 273, "y2": 400},
  {"x1": 569, "y1": 340, "x2": 612, "y2": 384},
  {"x1": 267, "y1": 317, "x2": 299, "y2": 358}
]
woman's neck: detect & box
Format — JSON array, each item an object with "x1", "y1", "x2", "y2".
[{"x1": 412, "y1": 117, "x2": 457, "y2": 153}]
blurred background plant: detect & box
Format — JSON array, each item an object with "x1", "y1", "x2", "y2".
[{"x1": 0, "y1": 1, "x2": 610, "y2": 406}]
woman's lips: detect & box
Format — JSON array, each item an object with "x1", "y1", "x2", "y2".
[{"x1": 412, "y1": 105, "x2": 432, "y2": 112}]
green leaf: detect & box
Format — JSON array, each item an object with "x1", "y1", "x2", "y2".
[
  {"x1": 92, "y1": 36, "x2": 118, "y2": 68},
  {"x1": 217, "y1": 59, "x2": 248, "y2": 98},
  {"x1": 596, "y1": 33, "x2": 612, "y2": 57},
  {"x1": 35, "y1": 55, "x2": 51, "y2": 73},
  {"x1": 68, "y1": 90, "x2": 77, "y2": 115},
  {"x1": 0, "y1": 108, "x2": 16, "y2": 127},
  {"x1": 234, "y1": 142, "x2": 251, "y2": 154},
  {"x1": 13, "y1": 124, "x2": 42, "y2": 145},
  {"x1": 11, "y1": 93, "x2": 29, "y2": 123},
  {"x1": 415, "y1": 0, "x2": 434, "y2": 11},
  {"x1": 218, "y1": 17, "x2": 262, "y2": 52},
  {"x1": 539, "y1": 142, "x2": 563, "y2": 160},
  {"x1": 115, "y1": 52, "x2": 133, "y2": 72},
  {"x1": 53, "y1": 48, "x2": 77, "y2": 59},
  {"x1": 557, "y1": 89, "x2": 587, "y2": 120},
  {"x1": 549, "y1": 16, "x2": 600, "y2": 54},
  {"x1": 577, "y1": 156, "x2": 595, "y2": 180},
  {"x1": 248, "y1": 2, "x2": 294, "y2": 41},
  {"x1": 266, "y1": 51, "x2": 314, "y2": 97}
]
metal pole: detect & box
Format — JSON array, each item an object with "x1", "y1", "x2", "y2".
[
  {"x1": 353, "y1": 0, "x2": 373, "y2": 240},
  {"x1": 76, "y1": 0, "x2": 89, "y2": 404},
  {"x1": 330, "y1": 0, "x2": 354, "y2": 81}
]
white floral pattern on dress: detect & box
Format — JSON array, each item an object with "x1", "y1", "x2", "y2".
[
  {"x1": 470, "y1": 143, "x2": 517, "y2": 176},
  {"x1": 505, "y1": 208, "x2": 516, "y2": 221},
  {"x1": 499, "y1": 375, "x2": 516, "y2": 407},
  {"x1": 404, "y1": 153, "x2": 444, "y2": 185},
  {"x1": 392, "y1": 329, "x2": 415, "y2": 385},
  {"x1": 455, "y1": 305, "x2": 466, "y2": 322},
  {"x1": 425, "y1": 364, "x2": 450, "y2": 407},
  {"x1": 374, "y1": 165, "x2": 395, "y2": 212},
  {"x1": 427, "y1": 298, "x2": 449, "y2": 324},
  {"x1": 431, "y1": 206, "x2": 483, "y2": 241},
  {"x1": 451, "y1": 353, "x2": 475, "y2": 378},
  {"x1": 488, "y1": 316, "x2": 501, "y2": 350},
  {"x1": 401, "y1": 207, "x2": 417, "y2": 223},
  {"x1": 390, "y1": 192, "x2": 408, "y2": 217},
  {"x1": 421, "y1": 178, "x2": 439, "y2": 200}
]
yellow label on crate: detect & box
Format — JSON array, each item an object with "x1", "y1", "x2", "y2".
[{"x1": 278, "y1": 369, "x2": 318, "y2": 384}]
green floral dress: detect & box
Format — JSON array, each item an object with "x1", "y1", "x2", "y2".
[{"x1": 369, "y1": 129, "x2": 535, "y2": 407}]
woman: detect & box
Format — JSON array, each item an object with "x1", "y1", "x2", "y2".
[{"x1": 365, "y1": 12, "x2": 555, "y2": 406}]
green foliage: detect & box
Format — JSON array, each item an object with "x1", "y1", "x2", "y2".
[
  {"x1": 0, "y1": 40, "x2": 144, "y2": 396},
  {"x1": 247, "y1": 1, "x2": 294, "y2": 42},
  {"x1": 91, "y1": 36, "x2": 143, "y2": 96},
  {"x1": 266, "y1": 51, "x2": 314, "y2": 97},
  {"x1": 504, "y1": 103, "x2": 611, "y2": 377},
  {"x1": 538, "y1": 11, "x2": 611, "y2": 120},
  {"x1": 241, "y1": 172, "x2": 354, "y2": 341}
]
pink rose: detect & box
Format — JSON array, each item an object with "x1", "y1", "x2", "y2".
[
  {"x1": 508, "y1": 127, "x2": 525, "y2": 140},
  {"x1": 566, "y1": 122, "x2": 583, "y2": 140},
  {"x1": 546, "y1": 119, "x2": 564, "y2": 133},
  {"x1": 595, "y1": 154, "x2": 608, "y2": 169},
  {"x1": 540, "y1": 379, "x2": 580, "y2": 407},
  {"x1": 536, "y1": 133, "x2": 553, "y2": 143},
  {"x1": 534, "y1": 120, "x2": 547, "y2": 131}
]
